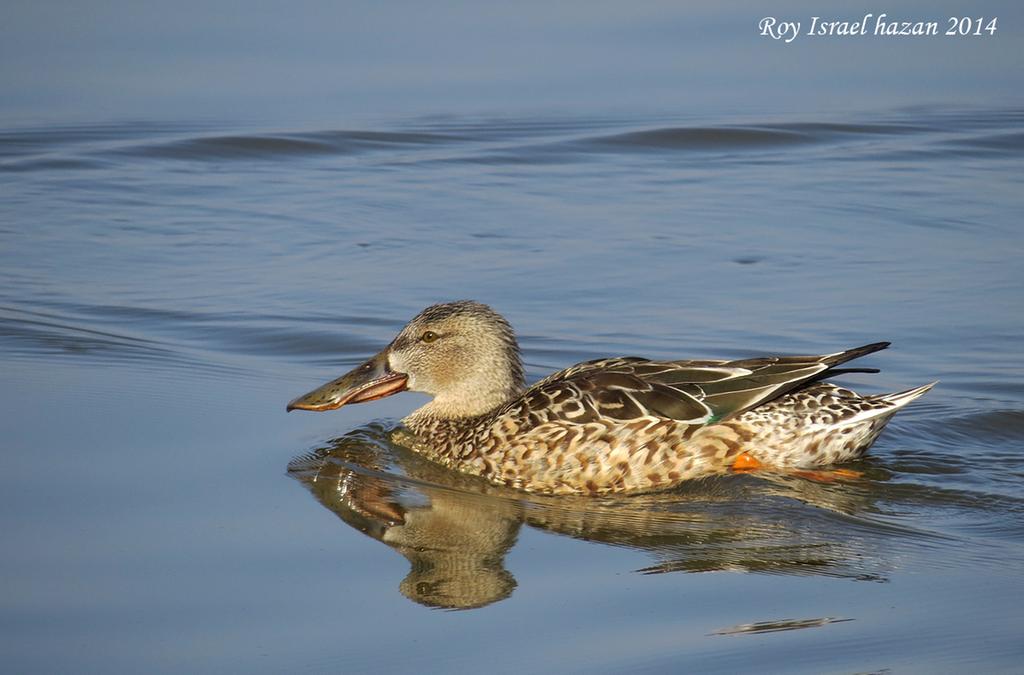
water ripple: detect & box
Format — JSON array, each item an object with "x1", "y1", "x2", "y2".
[
  {"x1": 111, "y1": 129, "x2": 468, "y2": 162},
  {"x1": 572, "y1": 126, "x2": 817, "y2": 151},
  {"x1": 0, "y1": 305, "x2": 244, "y2": 378},
  {"x1": 2, "y1": 108, "x2": 1020, "y2": 171}
]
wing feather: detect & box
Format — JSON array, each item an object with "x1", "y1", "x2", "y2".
[{"x1": 516, "y1": 343, "x2": 888, "y2": 429}]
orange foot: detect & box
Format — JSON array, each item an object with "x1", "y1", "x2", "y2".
[
  {"x1": 791, "y1": 468, "x2": 865, "y2": 483},
  {"x1": 732, "y1": 452, "x2": 763, "y2": 472}
]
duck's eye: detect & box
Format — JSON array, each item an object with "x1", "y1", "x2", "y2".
[{"x1": 421, "y1": 331, "x2": 439, "y2": 343}]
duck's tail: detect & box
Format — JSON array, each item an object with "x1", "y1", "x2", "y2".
[
  {"x1": 876, "y1": 381, "x2": 938, "y2": 409},
  {"x1": 834, "y1": 381, "x2": 936, "y2": 449}
]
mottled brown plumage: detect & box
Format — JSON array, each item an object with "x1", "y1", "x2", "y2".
[{"x1": 288, "y1": 301, "x2": 935, "y2": 494}]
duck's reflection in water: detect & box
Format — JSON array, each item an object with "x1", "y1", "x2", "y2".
[{"x1": 288, "y1": 423, "x2": 894, "y2": 609}]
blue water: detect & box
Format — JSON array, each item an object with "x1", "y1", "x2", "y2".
[
  {"x1": 2, "y1": 2, "x2": 1024, "y2": 672},
  {"x1": 2, "y1": 106, "x2": 1023, "y2": 673}
]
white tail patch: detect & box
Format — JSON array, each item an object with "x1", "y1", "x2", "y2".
[
  {"x1": 835, "y1": 381, "x2": 937, "y2": 426},
  {"x1": 880, "y1": 381, "x2": 938, "y2": 408}
]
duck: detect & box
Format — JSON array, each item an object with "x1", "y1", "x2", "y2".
[{"x1": 287, "y1": 300, "x2": 935, "y2": 495}]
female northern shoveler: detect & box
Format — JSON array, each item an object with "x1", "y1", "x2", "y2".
[{"x1": 287, "y1": 301, "x2": 934, "y2": 495}]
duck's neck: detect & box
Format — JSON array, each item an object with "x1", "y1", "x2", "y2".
[
  {"x1": 404, "y1": 381, "x2": 522, "y2": 430},
  {"x1": 400, "y1": 379, "x2": 523, "y2": 473}
]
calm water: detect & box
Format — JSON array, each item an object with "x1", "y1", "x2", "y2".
[{"x1": 2, "y1": 106, "x2": 1023, "y2": 673}]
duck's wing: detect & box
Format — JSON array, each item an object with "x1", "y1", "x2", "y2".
[{"x1": 519, "y1": 343, "x2": 889, "y2": 426}]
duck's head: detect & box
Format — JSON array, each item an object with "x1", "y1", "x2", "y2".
[{"x1": 287, "y1": 301, "x2": 525, "y2": 419}]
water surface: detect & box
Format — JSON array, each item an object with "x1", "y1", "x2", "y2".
[{"x1": 2, "y1": 107, "x2": 1023, "y2": 672}]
